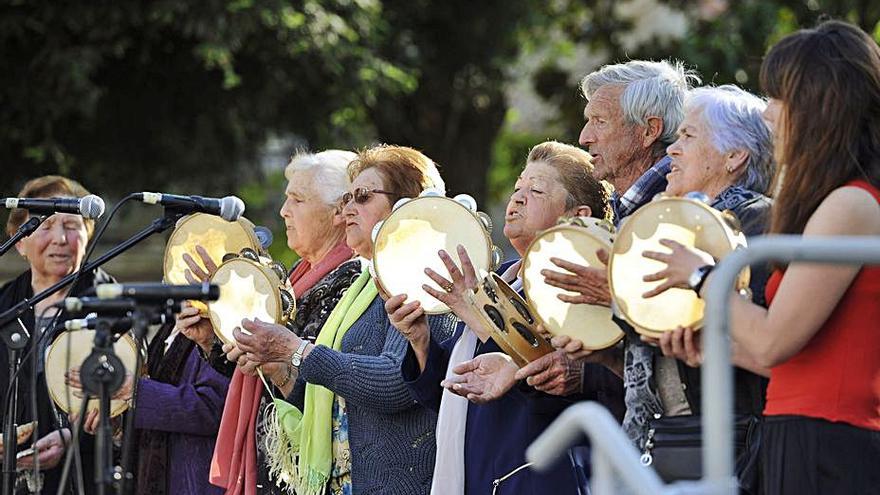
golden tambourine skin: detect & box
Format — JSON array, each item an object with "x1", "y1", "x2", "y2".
[
  {"x1": 207, "y1": 248, "x2": 295, "y2": 346},
  {"x1": 45, "y1": 330, "x2": 143, "y2": 418},
  {"x1": 522, "y1": 217, "x2": 624, "y2": 350},
  {"x1": 372, "y1": 194, "x2": 502, "y2": 314},
  {"x1": 163, "y1": 213, "x2": 261, "y2": 313},
  {"x1": 608, "y1": 195, "x2": 749, "y2": 338},
  {"x1": 471, "y1": 272, "x2": 554, "y2": 367}
]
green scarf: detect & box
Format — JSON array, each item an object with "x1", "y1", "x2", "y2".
[{"x1": 263, "y1": 269, "x2": 377, "y2": 495}]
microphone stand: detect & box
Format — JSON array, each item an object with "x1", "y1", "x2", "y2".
[
  {"x1": 116, "y1": 305, "x2": 173, "y2": 495},
  {"x1": 77, "y1": 318, "x2": 125, "y2": 495},
  {"x1": 0, "y1": 216, "x2": 45, "y2": 257},
  {"x1": 0, "y1": 210, "x2": 183, "y2": 495},
  {"x1": 1, "y1": 320, "x2": 29, "y2": 495}
]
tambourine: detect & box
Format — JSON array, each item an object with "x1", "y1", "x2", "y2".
[
  {"x1": 207, "y1": 248, "x2": 296, "y2": 345},
  {"x1": 164, "y1": 213, "x2": 266, "y2": 313},
  {"x1": 608, "y1": 193, "x2": 749, "y2": 338},
  {"x1": 371, "y1": 193, "x2": 502, "y2": 314},
  {"x1": 45, "y1": 330, "x2": 143, "y2": 417},
  {"x1": 471, "y1": 272, "x2": 554, "y2": 367},
  {"x1": 522, "y1": 217, "x2": 624, "y2": 350}
]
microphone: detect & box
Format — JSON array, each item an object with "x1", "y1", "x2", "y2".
[
  {"x1": 95, "y1": 282, "x2": 220, "y2": 302},
  {"x1": 65, "y1": 314, "x2": 166, "y2": 331},
  {"x1": 64, "y1": 297, "x2": 138, "y2": 315},
  {"x1": 3, "y1": 195, "x2": 106, "y2": 219},
  {"x1": 135, "y1": 192, "x2": 245, "y2": 221}
]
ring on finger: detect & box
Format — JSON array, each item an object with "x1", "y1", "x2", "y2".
[{"x1": 442, "y1": 282, "x2": 454, "y2": 292}]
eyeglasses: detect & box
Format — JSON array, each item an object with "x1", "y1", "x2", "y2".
[{"x1": 340, "y1": 187, "x2": 396, "y2": 206}]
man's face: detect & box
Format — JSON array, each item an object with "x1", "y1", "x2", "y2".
[{"x1": 578, "y1": 85, "x2": 647, "y2": 185}]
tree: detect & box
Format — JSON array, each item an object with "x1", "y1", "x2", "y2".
[{"x1": 0, "y1": 0, "x2": 410, "y2": 196}]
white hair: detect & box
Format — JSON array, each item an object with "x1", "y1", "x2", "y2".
[
  {"x1": 285, "y1": 149, "x2": 355, "y2": 205},
  {"x1": 686, "y1": 85, "x2": 774, "y2": 194},
  {"x1": 581, "y1": 60, "x2": 701, "y2": 152}
]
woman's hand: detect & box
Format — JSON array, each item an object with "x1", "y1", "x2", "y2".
[
  {"x1": 16, "y1": 428, "x2": 71, "y2": 470},
  {"x1": 231, "y1": 318, "x2": 301, "y2": 375},
  {"x1": 541, "y1": 249, "x2": 612, "y2": 306},
  {"x1": 175, "y1": 302, "x2": 215, "y2": 354},
  {"x1": 513, "y1": 350, "x2": 582, "y2": 396},
  {"x1": 222, "y1": 342, "x2": 261, "y2": 376},
  {"x1": 385, "y1": 294, "x2": 430, "y2": 370},
  {"x1": 182, "y1": 245, "x2": 219, "y2": 283},
  {"x1": 441, "y1": 353, "x2": 518, "y2": 404},
  {"x1": 641, "y1": 239, "x2": 714, "y2": 298},
  {"x1": 422, "y1": 245, "x2": 480, "y2": 317},
  {"x1": 65, "y1": 368, "x2": 133, "y2": 401},
  {"x1": 549, "y1": 335, "x2": 624, "y2": 378}
]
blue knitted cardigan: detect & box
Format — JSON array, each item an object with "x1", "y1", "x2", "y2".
[{"x1": 288, "y1": 296, "x2": 457, "y2": 495}]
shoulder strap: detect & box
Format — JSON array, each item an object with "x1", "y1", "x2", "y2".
[{"x1": 847, "y1": 179, "x2": 880, "y2": 203}]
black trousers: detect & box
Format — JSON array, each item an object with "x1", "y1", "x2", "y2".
[{"x1": 760, "y1": 415, "x2": 880, "y2": 495}]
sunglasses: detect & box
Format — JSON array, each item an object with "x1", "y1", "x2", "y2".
[{"x1": 340, "y1": 187, "x2": 396, "y2": 206}]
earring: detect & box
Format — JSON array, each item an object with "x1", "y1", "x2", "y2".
[{"x1": 726, "y1": 166, "x2": 734, "y2": 173}]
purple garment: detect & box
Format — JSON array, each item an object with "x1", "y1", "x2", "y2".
[{"x1": 135, "y1": 346, "x2": 230, "y2": 494}]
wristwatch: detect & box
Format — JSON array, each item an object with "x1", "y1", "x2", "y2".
[
  {"x1": 290, "y1": 339, "x2": 310, "y2": 370},
  {"x1": 688, "y1": 264, "x2": 715, "y2": 294}
]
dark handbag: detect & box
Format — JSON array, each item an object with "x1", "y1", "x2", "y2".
[{"x1": 639, "y1": 414, "x2": 758, "y2": 482}]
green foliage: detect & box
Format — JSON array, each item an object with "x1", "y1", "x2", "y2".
[
  {"x1": 0, "y1": 0, "x2": 408, "y2": 198},
  {"x1": 488, "y1": 113, "x2": 556, "y2": 203}
]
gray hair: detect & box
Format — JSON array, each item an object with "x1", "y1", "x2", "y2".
[
  {"x1": 284, "y1": 149, "x2": 356, "y2": 205},
  {"x1": 581, "y1": 60, "x2": 701, "y2": 152},
  {"x1": 686, "y1": 85, "x2": 774, "y2": 194}
]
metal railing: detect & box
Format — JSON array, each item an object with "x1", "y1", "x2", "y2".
[{"x1": 526, "y1": 235, "x2": 880, "y2": 495}]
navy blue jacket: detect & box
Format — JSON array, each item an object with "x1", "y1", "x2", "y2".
[{"x1": 402, "y1": 261, "x2": 623, "y2": 494}]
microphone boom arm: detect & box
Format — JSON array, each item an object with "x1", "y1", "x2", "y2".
[
  {"x1": 0, "y1": 211, "x2": 182, "y2": 330},
  {"x1": 0, "y1": 216, "x2": 45, "y2": 258}
]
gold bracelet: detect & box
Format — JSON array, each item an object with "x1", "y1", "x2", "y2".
[{"x1": 276, "y1": 362, "x2": 294, "y2": 389}]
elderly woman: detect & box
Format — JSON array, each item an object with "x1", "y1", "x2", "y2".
[
  {"x1": 552, "y1": 85, "x2": 774, "y2": 487},
  {"x1": 0, "y1": 175, "x2": 112, "y2": 494},
  {"x1": 168, "y1": 150, "x2": 362, "y2": 494},
  {"x1": 388, "y1": 141, "x2": 624, "y2": 494},
  {"x1": 230, "y1": 145, "x2": 457, "y2": 495},
  {"x1": 643, "y1": 22, "x2": 880, "y2": 493}
]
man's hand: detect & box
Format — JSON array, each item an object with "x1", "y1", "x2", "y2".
[
  {"x1": 514, "y1": 350, "x2": 582, "y2": 396},
  {"x1": 541, "y1": 249, "x2": 612, "y2": 306},
  {"x1": 657, "y1": 326, "x2": 703, "y2": 367},
  {"x1": 441, "y1": 353, "x2": 518, "y2": 404}
]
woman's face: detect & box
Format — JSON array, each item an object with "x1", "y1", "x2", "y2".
[
  {"x1": 665, "y1": 106, "x2": 737, "y2": 198},
  {"x1": 763, "y1": 98, "x2": 785, "y2": 152},
  {"x1": 279, "y1": 169, "x2": 342, "y2": 261},
  {"x1": 342, "y1": 168, "x2": 393, "y2": 259},
  {"x1": 16, "y1": 207, "x2": 89, "y2": 284},
  {"x1": 503, "y1": 161, "x2": 571, "y2": 255}
]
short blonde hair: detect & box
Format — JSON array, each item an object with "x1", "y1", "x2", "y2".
[{"x1": 6, "y1": 175, "x2": 95, "y2": 237}]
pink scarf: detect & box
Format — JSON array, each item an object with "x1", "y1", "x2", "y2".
[{"x1": 210, "y1": 242, "x2": 354, "y2": 495}]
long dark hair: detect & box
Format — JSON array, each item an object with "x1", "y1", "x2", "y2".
[{"x1": 760, "y1": 20, "x2": 880, "y2": 235}]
